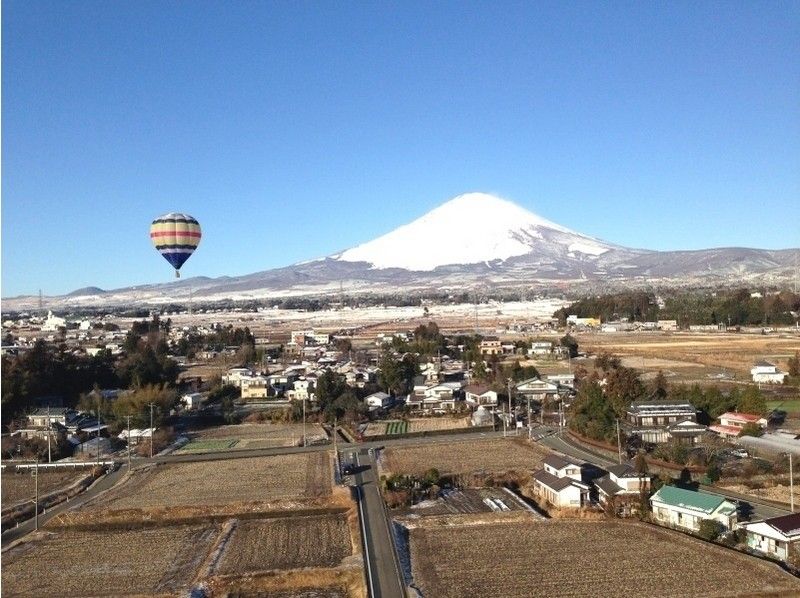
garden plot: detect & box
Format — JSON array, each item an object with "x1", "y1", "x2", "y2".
[
  {"x1": 407, "y1": 518, "x2": 800, "y2": 598},
  {"x1": 1, "y1": 523, "x2": 219, "y2": 596},
  {"x1": 406, "y1": 487, "x2": 530, "y2": 516}
]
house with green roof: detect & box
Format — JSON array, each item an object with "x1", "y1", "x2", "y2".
[{"x1": 650, "y1": 485, "x2": 738, "y2": 533}]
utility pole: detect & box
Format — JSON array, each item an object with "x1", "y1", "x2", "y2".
[
  {"x1": 527, "y1": 395, "x2": 532, "y2": 440},
  {"x1": 126, "y1": 415, "x2": 132, "y2": 470},
  {"x1": 616, "y1": 419, "x2": 623, "y2": 464},
  {"x1": 507, "y1": 378, "x2": 513, "y2": 437},
  {"x1": 47, "y1": 405, "x2": 51, "y2": 464},
  {"x1": 302, "y1": 398, "x2": 307, "y2": 447},
  {"x1": 791, "y1": 453, "x2": 795, "y2": 513},
  {"x1": 149, "y1": 403, "x2": 156, "y2": 459},
  {"x1": 96, "y1": 402, "x2": 101, "y2": 468},
  {"x1": 333, "y1": 417, "x2": 339, "y2": 478},
  {"x1": 34, "y1": 459, "x2": 39, "y2": 531}
]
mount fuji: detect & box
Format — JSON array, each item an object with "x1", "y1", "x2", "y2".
[
  {"x1": 333, "y1": 193, "x2": 616, "y2": 271},
  {"x1": 6, "y1": 192, "x2": 799, "y2": 308}
]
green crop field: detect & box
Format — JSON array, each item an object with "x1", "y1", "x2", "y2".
[
  {"x1": 177, "y1": 439, "x2": 239, "y2": 453},
  {"x1": 385, "y1": 421, "x2": 409, "y2": 435},
  {"x1": 768, "y1": 400, "x2": 800, "y2": 413}
]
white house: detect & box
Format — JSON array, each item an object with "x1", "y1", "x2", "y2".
[
  {"x1": 515, "y1": 378, "x2": 559, "y2": 402},
  {"x1": 222, "y1": 367, "x2": 256, "y2": 388},
  {"x1": 751, "y1": 361, "x2": 788, "y2": 384},
  {"x1": 546, "y1": 373, "x2": 575, "y2": 389},
  {"x1": 365, "y1": 391, "x2": 392, "y2": 410},
  {"x1": 709, "y1": 412, "x2": 768, "y2": 438},
  {"x1": 744, "y1": 513, "x2": 800, "y2": 563},
  {"x1": 288, "y1": 378, "x2": 315, "y2": 402},
  {"x1": 531, "y1": 455, "x2": 590, "y2": 508},
  {"x1": 650, "y1": 485, "x2": 737, "y2": 533},
  {"x1": 181, "y1": 392, "x2": 205, "y2": 409},
  {"x1": 464, "y1": 384, "x2": 498, "y2": 409},
  {"x1": 41, "y1": 311, "x2": 67, "y2": 332},
  {"x1": 528, "y1": 342, "x2": 553, "y2": 356}
]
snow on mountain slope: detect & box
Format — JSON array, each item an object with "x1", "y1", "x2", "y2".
[{"x1": 334, "y1": 192, "x2": 613, "y2": 271}]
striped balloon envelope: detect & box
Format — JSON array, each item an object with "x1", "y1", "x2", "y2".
[{"x1": 150, "y1": 212, "x2": 201, "y2": 278}]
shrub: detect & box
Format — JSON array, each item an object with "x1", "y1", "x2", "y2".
[{"x1": 698, "y1": 519, "x2": 725, "y2": 542}]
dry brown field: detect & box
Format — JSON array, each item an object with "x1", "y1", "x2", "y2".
[
  {"x1": 95, "y1": 452, "x2": 331, "y2": 511},
  {"x1": 1, "y1": 469, "x2": 87, "y2": 506},
  {"x1": 408, "y1": 417, "x2": 470, "y2": 432},
  {"x1": 407, "y1": 518, "x2": 800, "y2": 597},
  {"x1": 1, "y1": 523, "x2": 219, "y2": 596},
  {"x1": 179, "y1": 422, "x2": 328, "y2": 452},
  {"x1": 576, "y1": 331, "x2": 800, "y2": 379},
  {"x1": 216, "y1": 513, "x2": 352, "y2": 574},
  {"x1": 381, "y1": 438, "x2": 547, "y2": 477}
]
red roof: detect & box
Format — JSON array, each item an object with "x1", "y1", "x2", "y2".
[
  {"x1": 719, "y1": 412, "x2": 763, "y2": 424},
  {"x1": 708, "y1": 425, "x2": 743, "y2": 437}
]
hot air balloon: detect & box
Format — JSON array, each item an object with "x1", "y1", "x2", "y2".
[{"x1": 150, "y1": 212, "x2": 201, "y2": 278}]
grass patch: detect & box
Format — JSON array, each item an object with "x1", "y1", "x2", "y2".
[
  {"x1": 767, "y1": 400, "x2": 800, "y2": 413},
  {"x1": 178, "y1": 439, "x2": 239, "y2": 453}
]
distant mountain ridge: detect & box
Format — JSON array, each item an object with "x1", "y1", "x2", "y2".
[{"x1": 5, "y1": 193, "x2": 799, "y2": 309}]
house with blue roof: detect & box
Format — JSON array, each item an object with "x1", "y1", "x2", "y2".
[{"x1": 650, "y1": 485, "x2": 738, "y2": 533}]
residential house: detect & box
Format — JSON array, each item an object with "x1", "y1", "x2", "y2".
[
  {"x1": 240, "y1": 376, "x2": 270, "y2": 399},
  {"x1": 288, "y1": 378, "x2": 315, "y2": 402},
  {"x1": 528, "y1": 342, "x2": 553, "y2": 356},
  {"x1": 408, "y1": 382, "x2": 461, "y2": 413},
  {"x1": 222, "y1": 367, "x2": 256, "y2": 388},
  {"x1": 479, "y1": 336, "x2": 502, "y2": 356},
  {"x1": 27, "y1": 407, "x2": 72, "y2": 428},
  {"x1": 566, "y1": 315, "x2": 600, "y2": 328},
  {"x1": 595, "y1": 463, "x2": 650, "y2": 515},
  {"x1": 709, "y1": 412, "x2": 768, "y2": 439},
  {"x1": 744, "y1": 513, "x2": 800, "y2": 564},
  {"x1": 515, "y1": 378, "x2": 559, "y2": 403},
  {"x1": 181, "y1": 392, "x2": 205, "y2": 409},
  {"x1": 751, "y1": 361, "x2": 788, "y2": 384},
  {"x1": 627, "y1": 401, "x2": 705, "y2": 444},
  {"x1": 650, "y1": 485, "x2": 737, "y2": 533},
  {"x1": 464, "y1": 384, "x2": 498, "y2": 409},
  {"x1": 365, "y1": 392, "x2": 393, "y2": 411},
  {"x1": 546, "y1": 373, "x2": 575, "y2": 389},
  {"x1": 531, "y1": 455, "x2": 590, "y2": 508}
]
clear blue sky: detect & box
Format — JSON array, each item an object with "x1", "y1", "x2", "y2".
[{"x1": 3, "y1": 1, "x2": 799, "y2": 296}]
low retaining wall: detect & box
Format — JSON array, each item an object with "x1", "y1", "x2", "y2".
[{"x1": 361, "y1": 425, "x2": 494, "y2": 444}]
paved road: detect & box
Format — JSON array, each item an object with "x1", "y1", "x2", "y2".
[
  {"x1": 540, "y1": 431, "x2": 791, "y2": 520},
  {"x1": 346, "y1": 448, "x2": 406, "y2": 598},
  {"x1": 1, "y1": 465, "x2": 126, "y2": 545}
]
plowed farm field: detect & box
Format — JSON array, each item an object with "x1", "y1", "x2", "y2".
[
  {"x1": 95, "y1": 452, "x2": 331, "y2": 510},
  {"x1": 1, "y1": 523, "x2": 219, "y2": 596},
  {"x1": 381, "y1": 438, "x2": 547, "y2": 476},
  {"x1": 1, "y1": 469, "x2": 87, "y2": 507},
  {"x1": 178, "y1": 422, "x2": 328, "y2": 452},
  {"x1": 407, "y1": 519, "x2": 800, "y2": 597},
  {"x1": 216, "y1": 513, "x2": 352, "y2": 574}
]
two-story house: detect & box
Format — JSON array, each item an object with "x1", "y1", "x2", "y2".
[
  {"x1": 479, "y1": 336, "x2": 502, "y2": 356},
  {"x1": 595, "y1": 463, "x2": 650, "y2": 515},
  {"x1": 531, "y1": 455, "x2": 590, "y2": 508},
  {"x1": 627, "y1": 401, "x2": 706, "y2": 444},
  {"x1": 464, "y1": 384, "x2": 498, "y2": 409}
]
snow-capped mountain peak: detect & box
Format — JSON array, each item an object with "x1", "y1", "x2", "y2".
[{"x1": 333, "y1": 192, "x2": 612, "y2": 271}]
